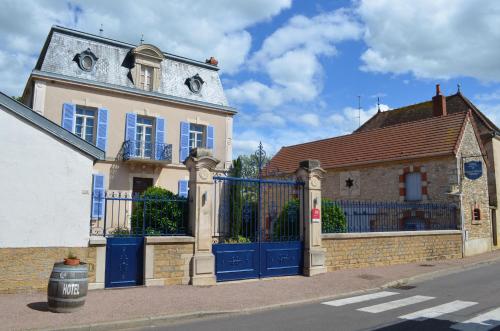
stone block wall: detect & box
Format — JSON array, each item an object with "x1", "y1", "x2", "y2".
[
  {"x1": 0, "y1": 247, "x2": 96, "y2": 294},
  {"x1": 323, "y1": 231, "x2": 462, "y2": 271},
  {"x1": 146, "y1": 237, "x2": 194, "y2": 286}
]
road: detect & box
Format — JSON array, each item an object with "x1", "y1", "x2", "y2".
[{"x1": 128, "y1": 261, "x2": 500, "y2": 331}]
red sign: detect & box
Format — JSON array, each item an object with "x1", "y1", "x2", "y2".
[{"x1": 311, "y1": 208, "x2": 320, "y2": 222}]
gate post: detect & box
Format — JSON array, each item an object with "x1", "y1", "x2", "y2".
[
  {"x1": 184, "y1": 148, "x2": 220, "y2": 286},
  {"x1": 296, "y1": 160, "x2": 327, "y2": 276}
]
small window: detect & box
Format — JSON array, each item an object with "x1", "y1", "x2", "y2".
[
  {"x1": 135, "y1": 116, "x2": 154, "y2": 158},
  {"x1": 140, "y1": 65, "x2": 153, "y2": 91},
  {"x1": 189, "y1": 123, "x2": 206, "y2": 149},
  {"x1": 75, "y1": 106, "x2": 96, "y2": 143},
  {"x1": 405, "y1": 172, "x2": 422, "y2": 201},
  {"x1": 473, "y1": 208, "x2": 481, "y2": 221}
]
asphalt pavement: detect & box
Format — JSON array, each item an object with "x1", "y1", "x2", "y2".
[{"x1": 129, "y1": 260, "x2": 500, "y2": 331}]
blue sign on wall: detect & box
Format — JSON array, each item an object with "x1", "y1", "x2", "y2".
[{"x1": 464, "y1": 161, "x2": 482, "y2": 180}]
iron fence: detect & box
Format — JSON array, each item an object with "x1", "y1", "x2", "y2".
[
  {"x1": 213, "y1": 176, "x2": 304, "y2": 243},
  {"x1": 122, "y1": 140, "x2": 173, "y2": 162},
  {"x1": 90, "y1": 192, "x2": 188, "y2": 237},
  {"x1": 321, "y1": 200, "x2": 459, "y2": 233}
]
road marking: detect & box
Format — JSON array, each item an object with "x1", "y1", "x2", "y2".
[
  {"x1": 399, "y1": 300, "x2": 478, "y2": 321},
  {"x1": 357, "y1": 295, "x2": 435, "y2": 313},
  {"x1": 451, "y1": 307, "x2": 500, "y2": 331},
  {"x1": 321, "y1": 291, "x2": 399, "y2": 307}
]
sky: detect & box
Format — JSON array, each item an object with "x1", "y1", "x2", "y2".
[{"x1": 1, "y1": 0, "x2": 500, "y2": 157}]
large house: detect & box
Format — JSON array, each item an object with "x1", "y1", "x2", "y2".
[
  {"x1": 267, "y1": 86, "x2": 493, "y2": 256},
  {"x1": 21, "y1": 26, "x2": 236, "y2": 214}
]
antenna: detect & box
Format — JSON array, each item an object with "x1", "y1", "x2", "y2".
[
  {"x1": 357, "y1": 95, "x2": 361, "y2": 128},
  {"x1": 140, "y1": 34, "x2": 144, "y2": 45},
  {"x1": 457, "y1": 83, "x2": 461, "y2": 93},
  {"x1": 377, "y1": 97, "x2": 381, "y2": 113},
  {"x1": 99, "y1": 24, "x2": 103, "y2": 36}
]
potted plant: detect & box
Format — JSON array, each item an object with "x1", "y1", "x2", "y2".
[{"x1": 64, "y1": 251, "x2": 80, "y2": 266}]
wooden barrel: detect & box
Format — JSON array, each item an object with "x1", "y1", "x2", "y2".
[{"x1": 47, "y1": 262, "x2": 88, "y2": 313}]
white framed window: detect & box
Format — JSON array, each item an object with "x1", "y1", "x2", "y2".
[
  {"x1": 189, "y1": 123, "x2": 206, "y2": 149},
  {"x1": 135, "y1": 116, "x2": 154, "y2": 158},
  {"x1": 140, "y1": 65, "x2": 153, "y2": 91},
  {"x1": 405, "y1": 172, "x2": 422, "y2": 201},
  {"x1": 75, "y1": 106, "x2": 96, "y2": 143}
]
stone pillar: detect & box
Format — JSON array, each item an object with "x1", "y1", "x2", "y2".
[
  {"x1": 184, "y1": 148, "x2": 219, "y2": 286},
  {"x1": 296, "y1": 160, "x2": 327, "y2": 276}
]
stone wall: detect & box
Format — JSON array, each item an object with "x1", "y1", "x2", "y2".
[
  {"x1": 323, "y1": 231, "x2": 462, "y2": 271},
  {"x1": 457, "y1": 120, "x2": 492, "y2": 255},
  {"x1": 145, "y1": 237, "x2": 194, "y2": 286},
  {"x1": 323, "y1": 156, "x2": 458, "y2": 203},
  {"x1": 0, "y1": 247, "x2": 96, "y2": 294}
]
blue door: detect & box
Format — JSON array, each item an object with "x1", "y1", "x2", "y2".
[
  {"x1": 105, "y1": 237, "x2": 144, "y2": 288},
  {"x1": 260, "y1": 241, "x2": 303, "y2": 278}
]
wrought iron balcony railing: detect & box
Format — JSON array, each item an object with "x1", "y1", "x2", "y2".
[{"x1": 122, "y1": 140, "x2": 172, "y2": 163}]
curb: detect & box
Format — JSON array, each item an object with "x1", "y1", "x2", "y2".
[{"x1": 36, "y1": 255, "x2": 500, "y2": 331}]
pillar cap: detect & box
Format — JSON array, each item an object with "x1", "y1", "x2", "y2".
[
  {"x1": 299, "y1": 159, "x2": 321, "y2": 170},
  {"x1": 189, "y1": 148, "x2": 213, "y2": 158}
]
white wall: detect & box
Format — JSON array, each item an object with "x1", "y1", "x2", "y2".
[{"x1": 0, "y1": 107, "x2": 94, "y2": 247}]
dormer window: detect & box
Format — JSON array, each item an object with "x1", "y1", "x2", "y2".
[
  {"x1": 130, "y1": 44, "x2": 163, "y2": 92},
  {"x1": 76, "y1": 48, "x2": 98, "y2": 72},
  {"x1": 140, "y1": 65, "x2": 153, "y2": 91}
]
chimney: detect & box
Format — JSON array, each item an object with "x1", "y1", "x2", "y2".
[{"x1": 432, "y1": 84, "x2": 447, "y2": 117}]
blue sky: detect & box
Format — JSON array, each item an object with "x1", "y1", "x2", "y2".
[{"x1": 1, "y1": 0, "x2": 500, "y2": 157}]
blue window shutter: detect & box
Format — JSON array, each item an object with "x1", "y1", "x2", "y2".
[
  {"x1": 61, "y1": 103, "x2": 76, "y2": 132},
  {"x1": 178, "y1": 179, "x2": 188, "y2": 198},
  {"x1": 96, "y1": 108, "x2": 108, "y2": 151},
  {"x1": 180, "y1": 121, "x2": 189, "y2": 163},
  {"x1": 207, "y1": 125, "x2": 214, "y2": 152},
  {"x1": 125, "y1": 113, "x2": 137, "y2": 157},
  {"x1": 155, "y1": 117, "x2": 165, "y2": 160},
  {"x1": 91, "y1": 174, "x2": 105, "y2": 219},
  {"x1": 405, "y1": 172, "x2": 422, "y2": 201}
]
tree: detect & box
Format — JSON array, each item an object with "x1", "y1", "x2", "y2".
[
  {"x1": 11, "y1": 96, "x2": 22, "y2": 102},
  {"x1": 233, "y1": 154, "x2": 272, "y2": 178}
]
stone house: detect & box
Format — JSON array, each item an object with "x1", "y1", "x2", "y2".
[
  {"x1": 0, "y1": 92, "x2": 104, "y2": 293},
  {"x1": 356, "y1": 86, "x2": 500, "y2": 248},
  {"x1": 21, "y1": 25, "x2": 236, "y2": 212},
  {"x1": 267, "y1": 86, "x2": 491, "y2": 257}
]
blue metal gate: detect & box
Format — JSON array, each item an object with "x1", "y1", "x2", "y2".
[
  {"x1": 92, "y1": 191, "x2": 188, "y2": 288},
  {"x1": 105, "y1": 237, "x2": 144, "y2": 288},
  {"x1": 213, "y1": 144, "x2": 304, "y2": 282}
]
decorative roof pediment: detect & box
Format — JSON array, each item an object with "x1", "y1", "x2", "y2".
[{"x1": 131, "y1": 44, "x2": 164, "y2": 62}]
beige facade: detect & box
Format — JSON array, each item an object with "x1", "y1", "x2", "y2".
[{"x1": 26, "y1": 78, "x2": 234, "y2": 195}]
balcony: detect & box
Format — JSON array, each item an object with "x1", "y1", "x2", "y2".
[{"x1": 122, "y1": 140, "x2": 172, "y2": 164}]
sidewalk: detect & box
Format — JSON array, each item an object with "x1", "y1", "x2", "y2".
[{"x1": 3, "y1": 250, "x2": 500, "y2": 331}]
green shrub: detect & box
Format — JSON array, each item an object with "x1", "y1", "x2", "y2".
[
  {"x1": 322, "y1": 198, "x2": 347, "y2": 233},
  {"x1": 131, "y1": 186, "x2": 187, "y2": 235},
  {"x1": 224, "y1": 235, "x2": 251, "y2": 244},
  {"x1": 273, "y1": 198, "x2": 300, "y2": 241}
]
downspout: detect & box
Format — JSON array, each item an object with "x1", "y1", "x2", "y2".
[{"x1": 459, "y1": 192, "x2": 466, "y2": 258}]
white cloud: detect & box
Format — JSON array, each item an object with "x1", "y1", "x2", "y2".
[
  {"x1": 297, "y1": 113, "x2": 320, "y2": 127},
  {"x1": 476, "y1": 103, "x2": 500, "y2": 127},
  {"x1": 0, "y1": 0, "x2": 292, "y2": 95},
  {"x1": 474, "y1": 90, "x2": 500, "y2": 102},
  {"x1": 226, "y1": 80, "x2": 283, "y2": 110},
  {"x1": 230, "y1": 8, "x2": 363, "y2": 109},
  {"x1": 357, "y1": 0, "x2": 500, "y2": 82}
]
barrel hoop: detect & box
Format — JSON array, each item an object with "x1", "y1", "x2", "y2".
[
  {"x1": 52, "y1": 267, "x2": 87, "y2": 273},
  {"x1": 47, "y1": 296, "x2": 86, "y2": 303},
  {"x1": 49, "y1": 277, "x2": 88, "y2": 282}
]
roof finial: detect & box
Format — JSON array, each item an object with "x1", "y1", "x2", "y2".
[
  {"x1": 140, "y1": 34, "x2": 144, "y2": 45},
  {"x1": 377, "y1": 97, "x2": 381, "y2": 113},
  {"x1": 457, "y1": 83, "x2": 461, "y2": 94},
  {"x1": 99, "y1": 24, "x2": 103, "y2": 36}
]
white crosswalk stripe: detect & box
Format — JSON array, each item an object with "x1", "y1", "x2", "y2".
[
  {"x1": 399, "y1": 300, "x2": 478, "y2": 321},
  {"x1": 321, "y1": 291, "x2": 399, "y2": 307},
  {"x1": 451, "y1": 307, "x2": 500, "y2": 331},
  {"x1": 357, "y1": 295, "x2": 435, "y2": 313}
]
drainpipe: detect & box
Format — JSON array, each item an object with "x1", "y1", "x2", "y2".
[{"x1": 459, "y1": 192, "x2": 466, "y2": 258}]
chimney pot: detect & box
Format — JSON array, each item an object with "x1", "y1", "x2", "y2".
[{"x1": 436, "y1": 84, "x2": 441, "y2": 95}]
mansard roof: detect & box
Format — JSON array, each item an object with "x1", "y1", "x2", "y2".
[{"x1": 30, "y1": 26, "x2": 233, "y2": 112}]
